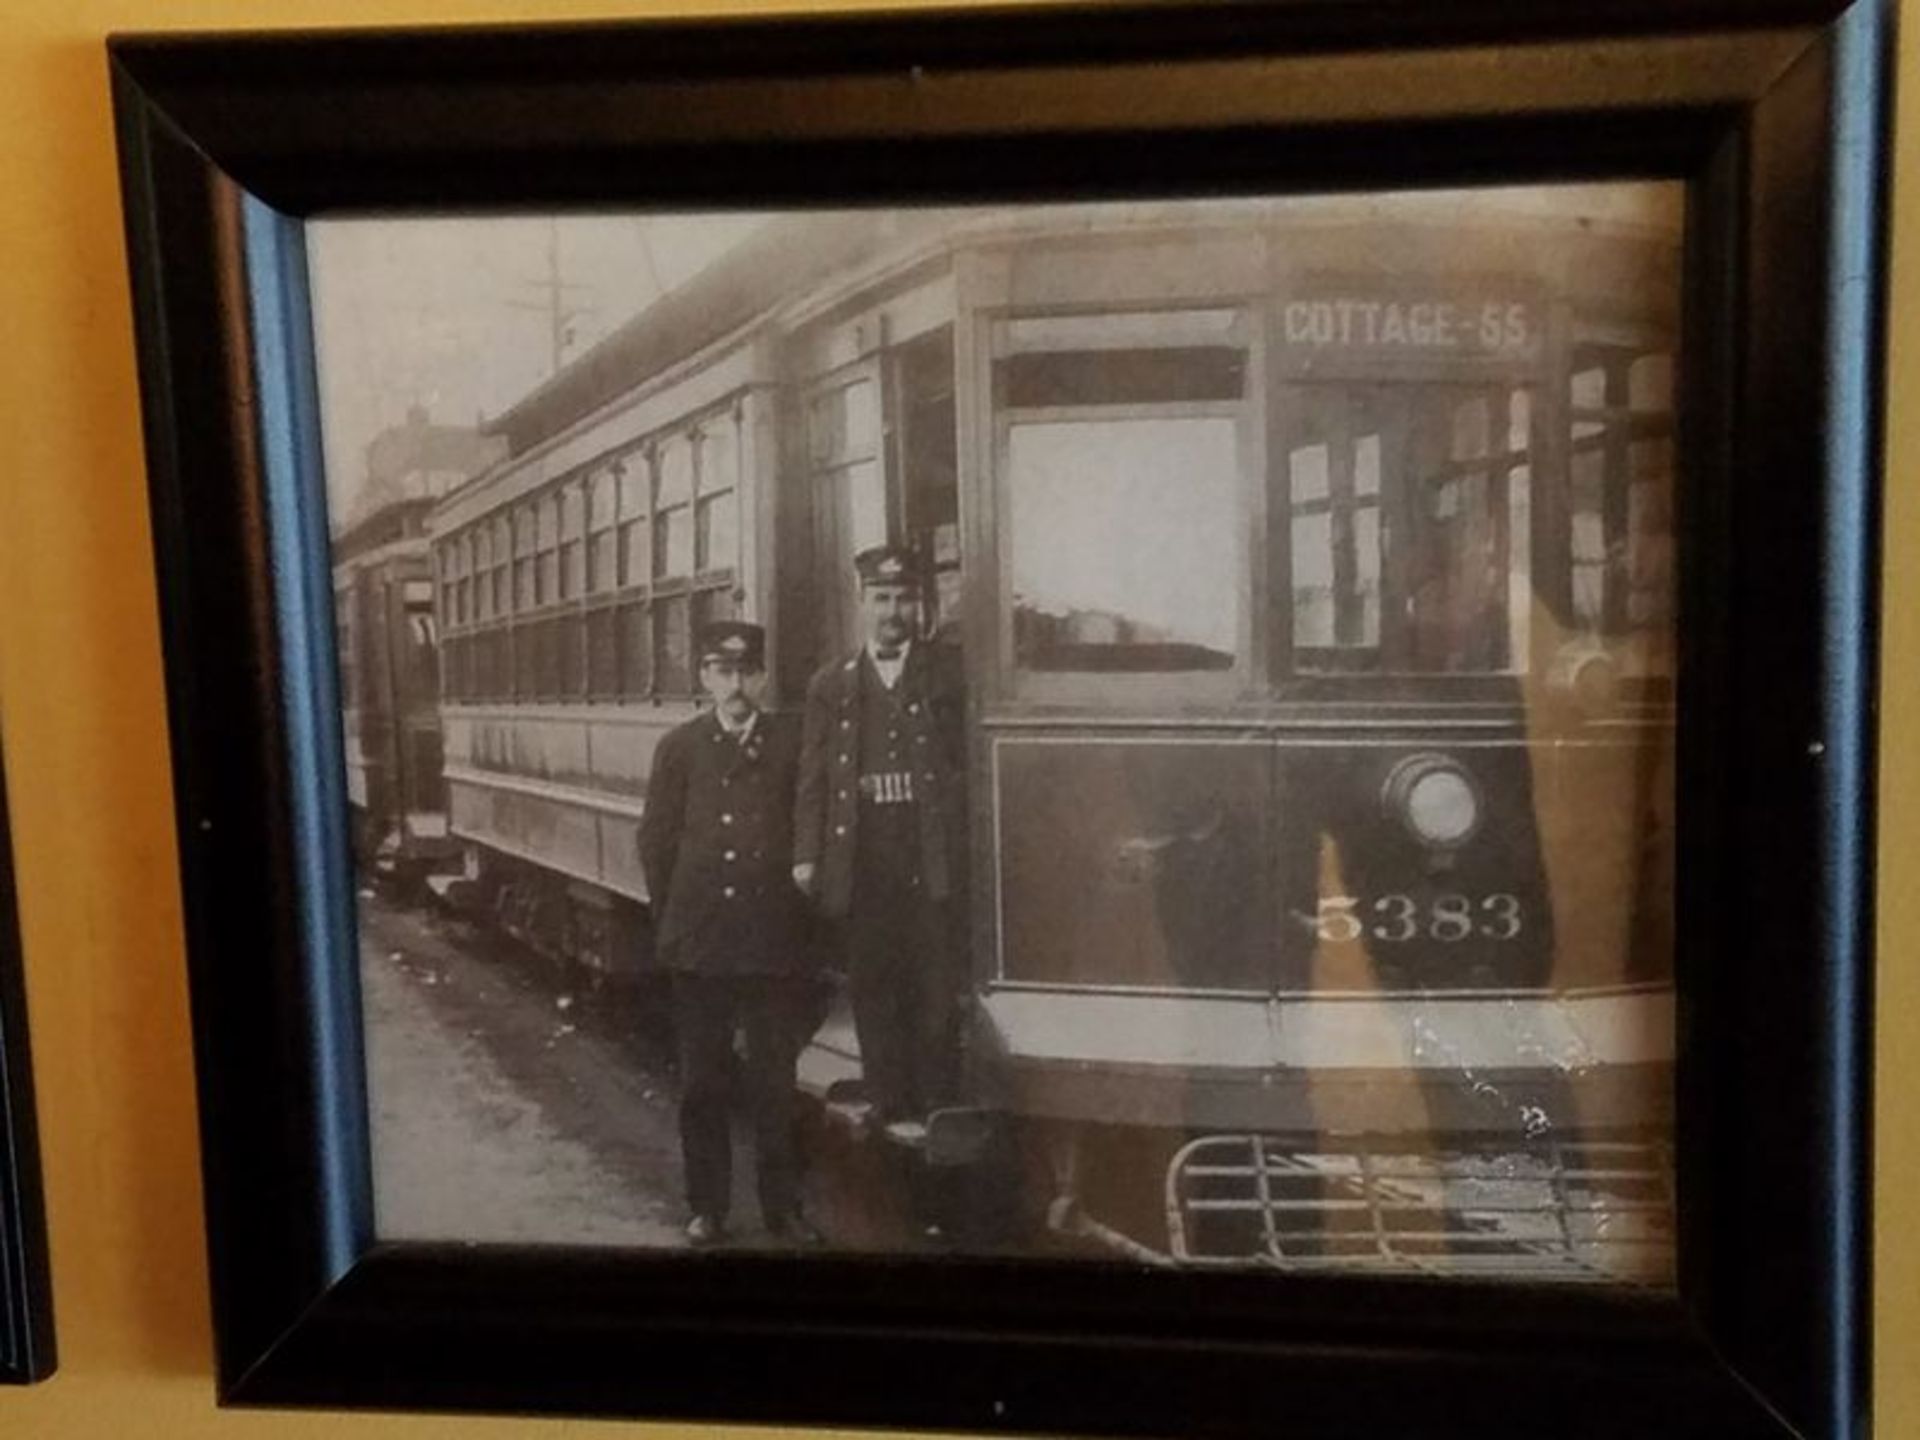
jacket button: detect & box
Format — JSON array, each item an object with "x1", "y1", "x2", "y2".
[
  {"x1": 834, "y1": 824, "x2": 847, "y2": 837},
  {"x1": 724, "y1": 850, "x2": 737, "y2": 862},
  {"x1": 840, "y1": 719, "x2": 851, "y2": 730},
  {"x1": 721, "y1": 814, "x2": 733, "y2": 825},
  {"x1": 838, "y1": 753, "x2": 850, "y2": 764},
  {"x1": 723, "y1": 885, "x2": 736, "y2": 898}
]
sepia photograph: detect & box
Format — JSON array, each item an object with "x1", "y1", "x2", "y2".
[{"x1": 313, "y1": 183, "x2": 1682, "y2": 1283}]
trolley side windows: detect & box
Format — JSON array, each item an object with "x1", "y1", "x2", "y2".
[
  {"x1": 695, "y1": 417, "x2": 740, "y2": 575},
  {"x1": 442, "y1": 536, "x2": 460, "y2": 628},
  {"x1": 653, "y1": 434, "x2": 698, "y2": 698},
  {"x1": 451, "y1": 538, "x2": 472, "y2": 700},
  {"x1": 431, "y1": 541, "x2": 459, "y2": 702},
  {"x1": 994, "y1": 308, "x2": 1254, "y2": 690},
  {"x1": 490, "y1": 516, "x2": 510, "y2": 626},
  {"x1": 556, "y1": 484, "x2": 586, "y2": 695},
  {"x1": 436, "y1": 539, "x2": 456, "y2": 635},
  {"x1": 445, "y1": 400, "x2": 748, "y2": 709},
  {"x1": 486, "y1": 516, "x2": 510, "y2": 697},
  {"x1": 617, "y1": 453, "x2": 650, "y2": 589},
  {"x1": 513, "y1": 504, "x2": 537, "y2": 613},
  {"x1": 536, "y1": 491, "x2": 560, "y2": 607},
  {"x1": 461, "y1": 532, "x2": 476, "y2": 627},
  {"x1": 559, "y1": 482, "x2": 585, "y2": 601},
  {"x1": 617, "y1": 598, "x2": 652, "y2": 699},
  {"x1": 654, "y1": 432, "x2": 695, "y2": 581},
  {"x1": 649, "y1": 411, "x2": 745, "y2": 697},
  {"x1": 586, "y1": 467, "x2": 617, "y2": 594},
  {"x1": 653, "y1": 596, "x2": 692, "y2": 694},
  {"x1": 474, "y1": 524, "x2": 493, "y2": 620}
]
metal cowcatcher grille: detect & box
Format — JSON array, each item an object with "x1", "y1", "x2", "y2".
[{"x1": 1165, "y1": 1133, "x2": 1675, "y2": 1283}]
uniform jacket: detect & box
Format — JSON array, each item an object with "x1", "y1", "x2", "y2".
[
  {"x1": 639, "y1": 709, "x2": 811, "y2": 975},
  {"x1": 794, "y1": 641, "x2": 969, "y2": 919}
]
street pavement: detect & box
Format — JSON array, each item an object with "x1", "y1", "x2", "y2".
[{"x1": 357, "y1": 891, "x2": 687, "y2": 1247}]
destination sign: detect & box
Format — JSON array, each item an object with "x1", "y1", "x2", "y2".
[{"x1": 1280, "y1": 277, "x2": 1544, "y2": 375}]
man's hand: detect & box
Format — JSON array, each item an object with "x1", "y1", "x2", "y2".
[{"x1": 792, "y1": 861, "x2": 817, "y2": 897}]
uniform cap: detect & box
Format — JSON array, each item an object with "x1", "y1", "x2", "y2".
[
  {"x1": 696, "y1": 620, "x2": 766, "y2": 670},
  {"x1": 853, "y1": 544, "x2": 922, "y2": 590}
]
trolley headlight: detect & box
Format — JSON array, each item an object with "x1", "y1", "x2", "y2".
[{"x1": 1382, "y1": 754, "x2": 1481, "y2": 850}]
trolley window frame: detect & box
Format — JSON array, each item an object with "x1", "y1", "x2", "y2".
[
  {"x1": 108, "y1": 5, "x2": 1884, "y2": 1440},
  {"x1": 987, "y1": 299, "x2": 1261, "y2": 703}
]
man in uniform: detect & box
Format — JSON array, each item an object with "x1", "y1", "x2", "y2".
[
  {"x1": 639, "y1": 621, "x2": 821, "y2": 1247},
  {"x1": 792, "y1": 546, "x2": 968, "y2": 1146}
]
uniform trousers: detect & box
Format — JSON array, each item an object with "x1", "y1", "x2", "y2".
[
  {"x1": 672, "y1": 973, "x2": 813, "y2": 1224},
  {"x1": 845, "y1": 803, "x2": 962, "y2": 1122}
]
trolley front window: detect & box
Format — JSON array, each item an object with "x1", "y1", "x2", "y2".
[
  {"x1": 1285, "y1": 383, "x2": 1530, "y2": 675},
  {"x1": 1564, "y1": 341, "x2": 1676, "y2": 680},
  {"x1": 996, "y1": 308, "x2": 1251, "y2": 686},
  {"x1": 1008, "y1": 418, "x2": 1240, "y2": 673}
]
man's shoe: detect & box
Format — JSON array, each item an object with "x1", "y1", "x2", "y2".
[
  {"x1": 766, "y1": 1212, "x2": 824, "y2": 1246},
  {"x1": 684, "y1": 1213, "x2": 727, "y2": 1248}
]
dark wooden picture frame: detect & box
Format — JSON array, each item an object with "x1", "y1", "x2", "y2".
[
  {"x1": 107, "y1": 3, "x2": 1884, "y2": 1436},
  {"x1": 0, "y1": 755, "x2": 55, "y2": 1384}
]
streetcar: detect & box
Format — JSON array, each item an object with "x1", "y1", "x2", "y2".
[
  {"x1": 332, "y1": 407, "x2": 502, "y2": 891},
  {"x1": 422, "y1": 191, "x2": 1681, "y2": 1279}
]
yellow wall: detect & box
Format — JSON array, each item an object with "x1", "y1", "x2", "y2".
[{"x1": 0, "y1": 0, "x2": 1910, "y2": 1435}]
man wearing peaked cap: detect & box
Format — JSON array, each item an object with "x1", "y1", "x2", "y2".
[
  {"x1": 700, "y1": 620, "x2": 764, "y2": 670},
  {"x1": 793, "y1": 545, "x2": 969, "y2": 1155},
  {"x1": 854, "y1": 544, "x2": 917, "y2": 589},
  {"x1": 638, "y1": 620, "x2": 822, "y2": 1248}
]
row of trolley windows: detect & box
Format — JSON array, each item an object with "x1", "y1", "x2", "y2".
[
  {"x1": 433, "y1": 408, "x2": 742, "y2": 703},
  {"x1": 1002, "y1": 309, "x2": 1675, "y2": 679},
  {"x1": 439, "y1": 585, "x2": 737, "y2": 704},
  {"x1": 435, "y1": 411, "x2": 739, "y2": 628}
]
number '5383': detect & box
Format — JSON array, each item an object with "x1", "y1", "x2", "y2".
[{"x1": 1294, "y1": 894, "x2": 1523, "y2": 944}]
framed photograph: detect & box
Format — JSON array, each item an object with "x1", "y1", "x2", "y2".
[
  {"x1": 107, "y1": 3, "x2": 1883, "y2": 1436},
  {"x1": 0, "y1": 753, "x2": 54, "y2": 1384}
]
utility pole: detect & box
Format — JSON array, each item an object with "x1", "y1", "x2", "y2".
[{"x1": 506, "y1": 218, "x2": 596, "y2": 375}]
